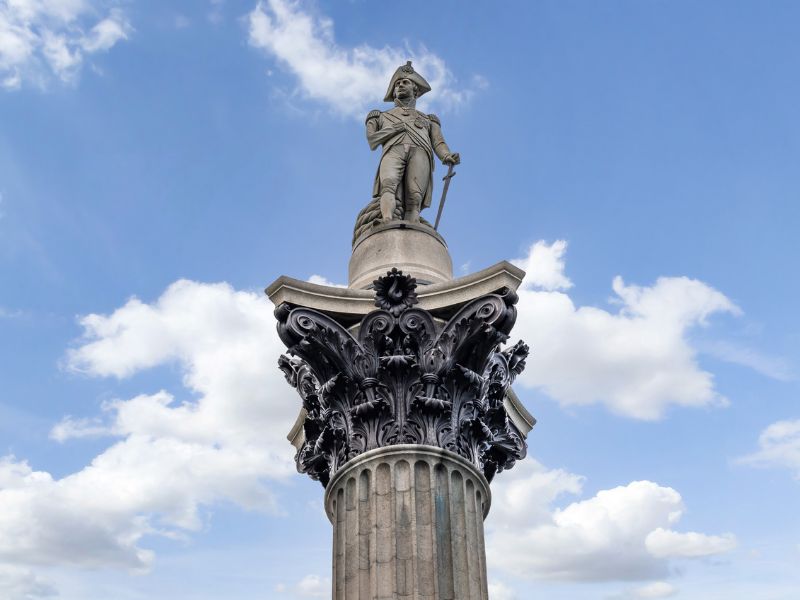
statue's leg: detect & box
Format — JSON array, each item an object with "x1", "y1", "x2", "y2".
[
  {"x1": 378, "y1": 147, "x2": 406, "y2": 224},
  {"x1": 403, "y1": 148, "x2": 430, "y2": 223}
]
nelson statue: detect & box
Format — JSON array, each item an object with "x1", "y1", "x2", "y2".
[{"x1": 352, "y1": 62, "x2": 460, "y2": 243}]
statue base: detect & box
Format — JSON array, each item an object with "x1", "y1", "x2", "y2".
[{"x1": 349, "y1": 221, "x2": 453, "y2": 289}]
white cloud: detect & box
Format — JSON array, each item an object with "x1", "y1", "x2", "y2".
[
  {"x1": 276, "y1": 574, "x2": 330, "y2": 598},
  {"x1": 0, "y1": 280, "x2": 299, "y2": 584},
  {"x1": 645, "y1": 528, "x2": 736, "y2": 558},
  {"x1": 487, "y1": 460, "x2": 736, "y2": 584},
  {"x1": 0, "y1": 0, "x2": 130, "y2": 88},
  {"x1": 49, "y1": 414, "x2": 110, "y2": 441},
  {"x1": 64, "y1": 279, "x2": 298, "y2": 454},
  {"x1": 173, "y1": 14, "x2": 191, "y2": 30},
  {"x1": 246, "y1": 0, "x2": 476, "y2": 118},
  {"x1": 488, "y1": 580, "x2": 518, "y2": 600},
  {"x1": 514, "y1": 239, "x2": 573, "y2": 291},
  {"x1": 513, "y1": 240, "x2": 740, "y2": 420},
  {"x1": 0, "y1": 565, "x2": 57, "y2": 600},
  {"x1": 0, "y1": 442, "x2": 277, "y2": 570},
  {"x1": 296, "y1": 574, "x2": 329, "y2": 597},
  {"x1": 307, "y1": 274, "x2": 345, "y2": 287},
  {"x1": 208, "y1": 0, "x2": 225, "y2": 24},
  {"x1": 737, "y1": 419, "x2": 800, "y2": 478},
  {"x1": 487, "y1": 464, "x2": 736, "y2": 582},
  {"x1": 633, "y1": 581, "x2": 678, "y2": 598},
  {"x1": 81, "y1": 10, "x2": 129, "y2": 53},
  {"x1": 0, "y1": 306, "x2": 23, "y2": 319},
  {"x1": 700, "y1": 340, "x2": 794, "y2": 381},
  {"x1": 610, "y1": 581, "x2": 678, "y2": 599},
  {"x1": 488, "y1": 458, "x2": 584, "y2": 529}
]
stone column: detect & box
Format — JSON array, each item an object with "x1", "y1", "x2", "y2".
[{"x1": 325, "y1": 445, "x2": 490, "y2": 600}]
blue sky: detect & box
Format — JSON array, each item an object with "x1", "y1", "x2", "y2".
[{"x1": 1, "y1": 1, "x2": 799, "y2": 598}]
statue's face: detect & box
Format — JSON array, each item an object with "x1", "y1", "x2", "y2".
[{"x1": 394, "y1": 77, "x2": 416, "y2": 100}]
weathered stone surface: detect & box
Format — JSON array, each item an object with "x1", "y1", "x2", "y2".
[
  {"x1": 349, "y1": 221, "x2": 453, "y2": 289},
  {"x1": 325, "y1": 445, "x2": 490, "y2": 600}
]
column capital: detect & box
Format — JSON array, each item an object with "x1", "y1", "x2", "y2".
[{"x1": 275, "y1": 269, "x2": 530, "y2": 487}]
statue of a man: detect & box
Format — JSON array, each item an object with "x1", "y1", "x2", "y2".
[{"x1": 365, "y1": 62, "x2": 460, "y2": 224}]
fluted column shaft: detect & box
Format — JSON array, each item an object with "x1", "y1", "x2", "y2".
[{"x1": 324, "y1": 445, "x2": 491, "y2": 600}]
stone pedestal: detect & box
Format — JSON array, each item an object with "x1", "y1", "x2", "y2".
[
  {"x1": 325, "y1": 445, "x2": 490, "y2": 600},
  {"x1": 349, "y1": 221, "x2": 453, "y2": 289}
]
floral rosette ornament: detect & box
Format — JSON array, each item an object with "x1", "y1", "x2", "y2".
[{"x1": 372, "y1": 267, "x2": 418, "y2": 316}]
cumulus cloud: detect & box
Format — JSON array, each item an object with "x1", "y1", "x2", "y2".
[
  {"x1": 487, "y1": 462, "x2": 736, "y2": 582},
  {"x1": 246, "y1": 0, "x2": 476, "y2": 118},
  {"x1": 0, "y1": 1, "x2": 130, "y2": 89},
  {"x1": 488, "y1": 458, "x2": 584, "y2": 529},
  {"x1": 514, "y1": 239, "x2": 573, "y2": 292},
  {"x1": 1, "y1": 280, "x2": 298, "y2": 579},
  {"x1": 63, "y1": 279, "x2": 298, "y2": 453},
  {"x1": 513, "y1": 240, "x2": 739, "y2": 419},
  {"x1": 737, "y1": 419, "x2": 800, "y2": 478}
]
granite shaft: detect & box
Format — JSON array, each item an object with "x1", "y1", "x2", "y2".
[{"x1": 324, "y1": 445, "x2": 491, "y2": 600}]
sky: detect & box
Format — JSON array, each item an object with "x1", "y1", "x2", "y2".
[{"x1": 0, "y1": 0, "x2": 799, "y2": 598}]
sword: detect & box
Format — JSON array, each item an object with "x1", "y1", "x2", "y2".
[{"x1": 434, "y1": 163, "x2": 456, "y2": 231}]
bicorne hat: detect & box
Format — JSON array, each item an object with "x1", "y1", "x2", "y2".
[{"x1": 383, "y1": 61, "x2": 432, "y2": 102}]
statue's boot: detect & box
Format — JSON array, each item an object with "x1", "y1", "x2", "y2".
[
  {"x1": 403, "y1": 163, "x2": 425, "y2": 223},
  {"x1": 379, "y1": 192, "x2": 396, "y2": 224},
  {"x1": 404, "y1": 195, "x2": 421, "y2": 223}
]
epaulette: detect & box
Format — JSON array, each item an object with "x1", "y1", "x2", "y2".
[
  {"x1": 365, "y1": 109, "x2": 381, "y2": 123},
  {"x1": 428, "y1": 113, "x2": 441, "y2": 125}
]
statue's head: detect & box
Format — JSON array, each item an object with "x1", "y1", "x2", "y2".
[
  {"x1": 393, "y1": 77, "x2": 418, "y2": 101},
  {"x1": 383, "y1": 61, "x2": 431, "y2": 103}
]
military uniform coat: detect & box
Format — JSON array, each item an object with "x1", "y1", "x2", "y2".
[{"x1": 365, "y1": 106, "x2": 453, "y2": 210}]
